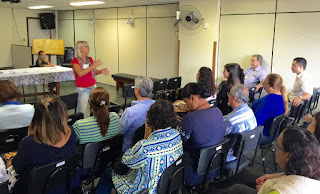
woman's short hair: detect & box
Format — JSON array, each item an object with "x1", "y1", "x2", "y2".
[
  {"x1": 198, "y1": 67, "x2": 216, "y2": 96},
  {"x1": 89, "y1": 87, "x2": 110, "y2": 136},
  {"x1": 180, "y1": 81, "x2": 211, "y2": 99},
  {"x1": 134, "y1": 76, "x2": 153, "y2": 98},
  {"x1": 282, "y1": 126, "x2": 320, "y2": 180},
  {"x1": 28, "y1": 96, "x2": 70, "y2": 145},
  {"x1": 146, "y1": 99, "x2": 178, "y2": 131},
  {"x1": 75, "y1": 41, "x2": 88, "y2": 58},
  {"x1": 0, "y1": 80, "x2": 20, "y2": 104}
]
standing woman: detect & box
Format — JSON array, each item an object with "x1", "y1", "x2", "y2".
[
  {"x1": 196, "y1": 67, "x2": 217, "y2": 106},
  {"x1": 217, "y1": 63, "x2": 244, "y2": 115},
  {"x1": 72, "y1": 41, "x2": 110, "y2": 114}
]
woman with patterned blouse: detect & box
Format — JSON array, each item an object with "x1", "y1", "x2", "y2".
[{"x1": 96, "y1": 99, "x2": 183, "y2": 194}]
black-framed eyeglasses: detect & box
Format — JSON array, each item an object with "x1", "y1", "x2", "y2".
[{"x1": 272, "y1": 141, "x2": 286, "y2": 152}]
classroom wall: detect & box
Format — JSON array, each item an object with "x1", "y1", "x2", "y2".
[
  {"x1": 57, "y1": 3, "x2": 179, "y2": 86},
  {"x1": 0, "y1": 8, "x2": 53, "y2": 67},
  {"x1": 178, "y1": 0, "x2": 220, "y2": 86},
  {"x1": 218, "y1": 0, "x2": 320, "y2": 95}
]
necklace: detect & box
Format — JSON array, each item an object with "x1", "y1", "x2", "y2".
[{"x1": 195, "y1": 102, "x2": 210, "y2": 111}]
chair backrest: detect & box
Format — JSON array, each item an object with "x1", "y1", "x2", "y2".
[
  {"x1": 153, "y1": 78, "x2": 167, "y2": 93},
  {"x1": 0, "y1": 181, "x2": 9, "y2": 194},
  {"x1": 28, "y1": 154, "x2": 81, "y2": 194},
  {"x1": 157, "y1": 154, "x2": 186, "y2": 194},
  {"x1": 269, "y1": 114, "x2": 284, "y2": 139},
  {"x1": 0, "y1": 126, "x2": 28, "y2": 153},
  {"x1": 60, "y1": 93, "x2": 78, "y2": 113},
  {"x1": 133, "y1": 124, "x2": 145, "y2": 145},
  {"x1": 81, "y1": 135, "x2": 124, "y2": 184},
  {"x1": 234, "y1": 126, "x2": 263, "y2": 173},
  {"x1": 248, "y1": 87, "x2": 263, "y2": 103},
  {"x1": 123, "y1": 84, "x2": 135, "y2": 99},
  {"x1": 67, "y1": 112, "x2": 84, "y2": 126},
  {"x1": 310, "y1": 88, "x2": 320, "y2": 113},
  {"x1": 197, "y1": 139, "x2": 231, "y2": 182},
  {"x1": 289, "y1": 100, "x2": 307, "y2": 124},
  {"x1": 167, "y1": 77, "x2": 181, "y2": 90},
  {"x1": 64, "y1": 47, "x2": 74, "y2": 63}
]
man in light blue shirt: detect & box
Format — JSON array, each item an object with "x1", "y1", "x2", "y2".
[
  {"x1": 224, "y1": 84, "x2": 257, "y2": 162},
  {"x1": 244, "y1": 54, "x2": 268, "y2": 90},
  {"x1": 121, "y1": 76, "x2": 155, "y2": 152}
]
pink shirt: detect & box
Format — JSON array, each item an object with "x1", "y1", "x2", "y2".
[{"x1": 71, "y1": 57, "x2": 96, "y2": 87}]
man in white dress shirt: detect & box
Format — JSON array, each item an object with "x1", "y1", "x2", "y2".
[{"x1": 288, "y1": 57, "x2": 313, "y2": 107}]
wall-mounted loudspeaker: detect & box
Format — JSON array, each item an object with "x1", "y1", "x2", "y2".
[{"x1": 39, "y1": 13, "x2": 55, "y2": 29}]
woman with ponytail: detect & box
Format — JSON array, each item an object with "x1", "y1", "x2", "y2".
[
  {"x1": 252, "y1": 73, "x2": 289, "y2": 144},
  {"x1": 73, "y1": 87, "x2": 121, "y2": 148},
  {"x1": 217, "y1": 63, "x2": 245, "y2": 115}
]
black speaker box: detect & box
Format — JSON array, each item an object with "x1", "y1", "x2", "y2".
[{"x1": 39, "y1": 13, "x2": 55, "y2": 29}]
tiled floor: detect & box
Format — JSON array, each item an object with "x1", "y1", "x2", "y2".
[{"x1": 18, "y1": 81, "x2": 280, "y2": 192}]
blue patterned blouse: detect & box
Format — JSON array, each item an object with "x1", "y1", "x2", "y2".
[{"x1": 112, "y1": 127, "x2": 183, "y2": 194}]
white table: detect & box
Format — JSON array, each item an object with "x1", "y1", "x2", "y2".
[{"x1": 0, "y1": 66, "x2": 75, "y2": 96}]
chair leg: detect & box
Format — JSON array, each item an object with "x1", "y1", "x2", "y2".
[
  {"x1": 261, "y1": 149, "x2": 266, "y2": 173},
  {"x1": 272, "y1": 148, "x2": 277, "y2": 171}
]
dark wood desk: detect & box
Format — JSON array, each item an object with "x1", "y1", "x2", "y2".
[{"x1": 112, "y1": 73, "x2": 160, "y2": 91}]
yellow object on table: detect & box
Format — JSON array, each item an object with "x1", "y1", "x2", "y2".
[{"x1": 32, "y1": 39, "x2": 65, "y2": 55}]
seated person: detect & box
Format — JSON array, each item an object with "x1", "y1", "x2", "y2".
[
  {"x1": 223, "y1": 126, "x2": 320, "y2": 194},
  {"x1": 224, "y1": 84, "x2": 257, "y2": 162},
  {"x1": 179, "y1": 81, "x2": 225, "y2": 187},
  {"x1": 244, "y1": 54, "x2": 267, "y2": 90},
  {"x1": 0, "y1": 80, "x2": 34, "y2": 131},
  {"x1": 196, "y1": 67, "x2": 217, "y2": 106},
  {"x1": 288, "y1": 57, "x2": 313, "y2": 106},
  {"x1": 96, "y1": 99, "x2": 183, "y2": 194},
  {"x1": 217, "y1": 63, "x2": 245, "y2": 115},
  {"x1": 35, "y1": 51, "x2": 55, "y2": 67},
  {"x1": 252, "y1": 73, "x2": 289, "y2": 144},
  {"x1": 121, "y1": 76, "x2": 154, "y2": 152},
  {"x1": 73, "y1": 87, "x2": 121, "y2": 152},
  {"x1": 11, "y1": 96, "x2": 79, "y2": 193}
]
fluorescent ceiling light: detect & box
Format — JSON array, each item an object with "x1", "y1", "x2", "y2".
[
  {"x1": 28, "y1": 5, "x2": 54, "y2": 9},
  {"x1": 70, "y1": 1, "x2": 105, "y2": 6}
]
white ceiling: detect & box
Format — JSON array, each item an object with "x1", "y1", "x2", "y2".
[{"x1": 0, "y1": 0, "x2": 181, "y2": 10}]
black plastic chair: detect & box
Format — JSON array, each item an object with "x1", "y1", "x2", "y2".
[
  {"x1": 196, "y1": 138, "x2": 231, "y2": 188},
  {"x1": 67, "y1": 112, "x2": 84, "y2": 126},
  {"x1": 307, "y1": 88, "x2": 320, "y2": 115},
  {"x1": 0, "y1": 126, "x2": 28, "y2": 154},
  {"x1": 123, "y1": 84, "x2": 135, "y2": 108},
  {"x1": 248, "y1": 87, "x2": 263, "y2": 105},
  {"x1": 60, "y1": 93, "x2": 79, "y2": 114},
  {"x1": 259, "y1": 114, "x2": 284, "y2": 172},
  {"x1": 157, "y1": 154, "x2": 187, "y2": 194},
  {"x1": 28, "y1": 153, "x2": 81, "y2": 194},
  {"x1": 133, "y1": 124, "x2": 145, "y2": 145},
  {"x1": 288, "y1": 100, "x2": 308, "y2": 125},
  {"x1": 0, "y1": 181, "x2": 9, "y2": 194},
  {"x1": 81, "y1": 135, "x2": 124, "y2": 189},
  {"x1": 166, "y1": 77, "x2": 182, "y2": 102},
  {"x1": 153, "y1": 79, "x2": 167, "y2": 100},
  {"x1": 225, "y1": 126, "x2": 264, "y2": 176}
]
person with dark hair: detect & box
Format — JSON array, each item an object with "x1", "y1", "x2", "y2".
[
  {"x1": 252, "y1": 73, "x2": 289, "y2": 144},
  {"x1": 0, "y1": 80, "x2": 34, "y2": 131},
  {"x1": 218, "y1": 126, "x2": 320, "y2": 194},
  {"x1": 196, "y1": 67, "x2": 217, "y2": 105},
  {"x1": 179, "y1": 81, "x2": 226, "y2": 187},
  {"x1": 244, "y1": 54, "x2": 267, "y2": 90},
  {"x1": 307, "y1": 111, "x2": 320, "y2": 143},
  {"x1": 217, "y1": 63, "x2": 245, "y2": 115},
  {"x1": 10, "y1": 96, "x2": 79, "y2": 193},
  {"x1": 96, "y1": 99, "x2": 183, "y2": 194},
  {"x1": 35, "y1": 51, "x2": 55, "y2": 67},
  {"x1": 121, "y1": 76, "x2": 155, "y2": 152},
  {"x1": 73, "y1": 87, "x2": 121, "y2": 150},
  {"x1": 288, "y1": 57, "x2": 313, "y2": 106}
]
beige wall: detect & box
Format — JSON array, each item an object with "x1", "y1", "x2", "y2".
[
  {"x1": 178, "y1": 0, "x2": 220, "y2": 86},
  {"x1": 57, "y1": 3, "x2": 179, "y2": 86},
  {"x1": 218, "y1": 0, "x2": 320, "y2": 93},
  {"x1": 0, "y1": 8, "x2": 52, "y2": 67}
]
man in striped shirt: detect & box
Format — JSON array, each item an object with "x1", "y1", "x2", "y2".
[{"x1": 224, "y1": 84, "x2": 257, "y2": 136}]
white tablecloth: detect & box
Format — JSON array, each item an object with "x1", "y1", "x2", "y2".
[{"x1": 0, "y1": 66, "x2": 75, "y2": 86}]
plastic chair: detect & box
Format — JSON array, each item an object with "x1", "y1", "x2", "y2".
[
  {"x1": 157, "y1": 154, "x2": 187, "y2": 194},
  {"x1": 67, "y1": 112, "x2": 84, "y2": 126},
  {"x1": 28, "y1": 153, "x2": 81, "y2": 194},
  {"x1": 153, "y1": 78, "x2": 167, "y2": 100},
  {"x1": 0, "y1": 181, "x2": 9, "y2": 194},
  {"x1": 229, "y1": 126, "x2": 264, "y2": 175},
  {"x1": 307, "y1": 88, "x2": 320, "y2": 114},
  {"x1": 259, "y1": 114, "x2": 284, "y2": 172},
  {"x1": 289, "y1": 100, "x2": 308, "y2": 125},
  {"x1": 0, "y1": 126, "x2": 28, "y2": 153},
  {"x1": 166, "y1": 77, "x2": 182, "y2": 102},
  {"x1": 248, "y1": 87, "x2": 263, "y2": 105},
  {"x1": 60, "y1": 93, "x2": 78, "y2": 114}
]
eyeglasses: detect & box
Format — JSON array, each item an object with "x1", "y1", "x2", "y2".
[
  {"x1": 272, "y1": 141, "x2": 286, "y2": 152},
  {"x1": 82, "y1": 45, "x2": 90, "y2": 49}
]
